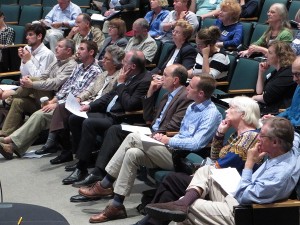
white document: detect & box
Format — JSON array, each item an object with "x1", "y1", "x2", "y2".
[
  {"x1": 121, "y1": 124, "x2": 152, "y2": 135},
  {"x1": 140, "y1": 133, "x2": 165, "y2": 145},
  {"x1": 211, "y1": 167, "x2": 241, "y2": 196},
  {"x1": 0, "y1": 85, "x2": 19, "y2": 91},
  {"x1": 220, "y1": 98, "x2": 233, "y2": 104},
  {"x1": 65, "y1": 93, "x2": 88, "y2": 118},
  {"x1": 91, "y1": 13, "x2": 107, "y2": 21}
]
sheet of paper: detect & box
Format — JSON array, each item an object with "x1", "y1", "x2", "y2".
[
  {"x1": 65, "y1": 93, "x2": 88, "y2": 118},
  {"x1": 91, "y1": 13, "x2": 106, "y2": 21},
  {"x1": 211, "y1": 167, "x2": 241, "y2": 196},
  {"x1": 121, "y1": 124, "x2": 152, "y2": 135},
  {"x1": 140, "y1": 133, "x2": 164, "y2": 145},
  {"x1": 0, "y1": 85, "x2": 19, "y2": 91}
]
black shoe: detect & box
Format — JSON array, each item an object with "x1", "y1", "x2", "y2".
[
  {"x1": 50, "y1": 151, "x2": 73, "y2": 165},
  {"x1": 70, "y1": 194, "x2": 102, "y2": 203},
  {"x1": 65, "y1": 162, "x2": 78, "y2": 172},
  {"x1": 62, "y1": 168, "x2": 88, "y2": 185},
  {"x1": 72, "y1": 173, "x2": 103, "y2": 188},
  {"x1": 35, "y1": 145, "x2": 58, "y2": 155}
]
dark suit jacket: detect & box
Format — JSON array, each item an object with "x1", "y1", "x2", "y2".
[
  {"x1": 98, "y1": 37, "x2": 128, "y2": 60},
  {"x1": 152, "y1": 42, "x2": 198, "y2": 74},
  {"x1": 102, "y1": 0, "x2": 137, "y2": 14},
  {"x1": 89, "y1": 69, "x2": 151, "y2": 114},
  {"x1": 142, "y1": 86, "x2": 193, "y2": 133}
]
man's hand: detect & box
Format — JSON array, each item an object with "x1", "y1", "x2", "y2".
[
  {"x1": 153, "y1": 133, "x2": 170, "y2": 144},
  {"x1": 41, "y1": 103, "x2": 57, "y2": 113},
  {"x1": 51, "y1": 22, "x2": 62, "y2": 29},
  {"x1": 20, "y1": 76, "x2": 33, "y2": 88},
  {"x1": 245, "y1": 143, "x2": 266, "y2": 169},
  {"x1": 147, "y1": 75, "x2": 163, "y2": 97},
  {"x1": 118, "y1": 67, "x2": 132, "y2": 84},
  {"x1": 68, "y1": 26, "x2": 79, "y2": 38},
  {"x1": 22, "y1": 47, "x2": 31, "y2": 64},
  {"x1": 80, "y1": 104, "x2": 90, "y2": 112},
  {"x1": 18, "y1": 47, "x2": 24, "y2": 58}
]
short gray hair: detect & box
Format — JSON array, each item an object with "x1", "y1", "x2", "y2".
[{"x1": 105, "y1": 45, "x2": 125, "y2": 70}]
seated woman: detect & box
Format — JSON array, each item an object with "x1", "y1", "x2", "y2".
[
  {"x1": 0, "y1": 11, "x2": 14, "y2": 72},
  {"x1": 159, "y1": 0, "x2": 198, "y2": 43},
  {"x1": 152, "y1": 19, "x2": 198, "y2": 74},
  {"x1": 252, "y1": 40, "x2": 297, "y2": 115},
  {"x1": 144, "y1": 0, "x2": 170, "y2": 39},
  {"x1": 135, "y1": 96, "x2": 261, "y2": 225},
  {"x1": 189, "y1": 26, "x2": 230, "y2": 80},
  {"x1": 239, "y1": 3, "x2": 293, "y2": 58},
  {"x1": 215, "y1": 0, "x2": 243, "y2": 50},
  {"x1": 97, "y1": 18, "x2": 128, "y2": 62}
]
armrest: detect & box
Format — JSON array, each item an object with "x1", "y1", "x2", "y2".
[
  {"x1": 166, "y1": 131, "x2": 178, "y2": 137},
  {"x1": 252, "y1": 199, "x2": 300, "y2": 209},
  {"x1": 216, "y1": 81, "x2": 229, "y2": 86},
  {"x1": 6, "y1": 22, "x2": 18, "y2": 25},
  {"x1": 228, "y1": 89, "x2": 255, "y2": 94},
  {"x1": 0, "y1": 71, "x2": 21, "y2": 77},
  {"x1": 240, "y1": 17, "x2": 258, "y2": 22},
  {"x1": 124, "y1": 110, "x2": 143, "y2": 115}
]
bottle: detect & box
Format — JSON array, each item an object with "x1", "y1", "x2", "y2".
[{"x1": 40, "y1": 96, "x2": 49, "y2": 108}]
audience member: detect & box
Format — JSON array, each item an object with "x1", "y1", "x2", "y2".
[
  {"x1": 239, "y1": 0, "x2": 258, "y2": 18},
  {"x1": 125, "y1": 18, "x2": 157, "y2": 63},
  {"x1": 42, "y1": 0, "x2": 81, "y2": 52},
  {"x1": 190, "y1": 0, "x2": 222, "y2": 19},
  {"x1": 0, "y1": 38, "x2": 77, "y2": 138},
  {"x1": 0, "y1": 39, "x2": 101, "y2": 159},
  {"x1": 66, "y1": 64, "x2": 192, "y2": 188},
  {"x1": 46, "y1": 50, "x2": 151, "y2": 165},
  {"x1": 78, "y1": 75, "x2": 222, "y2": 223},
  {"x1": 101, "y1": 0, "x2": 136, "y2": 17},
  {"x1": 98, "y1": 18, "x2": 128, "y2": 61},
  {"x1": 291, "y1": 9, "x2": 300, "y2": 56},
  {"x1": 189, "y1": 26, "x2": 229, "y2": 79},
  {"x1": 215, "y1": 0, "x2": 243, "y2": 49},
  {"x1": 152, "y1": 20, "x2": 197, "y2": 75},
  {"x1": 239, "y1": 3, "x2": 293, "y2": 58},
  {"x1": 135, "y1": 96, "x2": 261, "y2": 225},
  {"x1": 35, "y1": 45, "x2": 124, "y2": 157},
  {"x1": 160, "y1": 0, "x2": 198, "y2": 43},
  {"x1": 252, "y1": 41, "x2": 297, "y2": 114},
  {"x1": 0, "y1": 11, "x2": 14, "y2": 72},
  {"x1": 145, "y1": 117, "x2": 300, "y2": 224},
  {"x1": 66, "y1": 13, "x2": 104, "y2": 50},
  {"x1": 144, "y1": 0, "x2": 169, "y2": 39}
]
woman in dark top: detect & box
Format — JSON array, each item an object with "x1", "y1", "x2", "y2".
[
  {"x1": 252, "y1": 40, "x2": 297, "y2": 114},
  {"x1": 152, "y1": 19, "x2": 197, "y2": 74}
]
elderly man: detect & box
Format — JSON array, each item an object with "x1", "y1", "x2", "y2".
[
  {"x1": 0, "y1": 38, "x2": 77, "y2": 137},
  {"x1": 78, "y1": 75, "x2": 222, "y2": 223},
  {"x1": 145, "y1": 117, "x2": 300, "y2": 225},
  {"x1": 125, "y1": 18, "x2": 157, "y2": 63},
  {"x1": 0, "y1": 40, "x2": 101, "y2": 160},
  {"x1": 66, "y1": 13, "x2": 104, "y2": 50},
  {"x1": 42, "y1": 0, "x2": 81, "y2": 52},
  {"x1": 65, "y1": 64, "x2": 193, "y2": 188}
]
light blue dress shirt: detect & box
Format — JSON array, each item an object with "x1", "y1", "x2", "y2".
[{"x1": 168, "y1": 99, "x2": 222, "y2": 151}]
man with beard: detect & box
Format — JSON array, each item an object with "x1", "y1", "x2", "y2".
[{"x1": 124, "y1": 18, "x2": 157, "y2": 63}]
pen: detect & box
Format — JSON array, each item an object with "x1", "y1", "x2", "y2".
[{"x1": 17, "y1": 217, "x2": 22, "y2": 225}]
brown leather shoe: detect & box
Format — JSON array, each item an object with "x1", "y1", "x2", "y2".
[
  {"x1": 89, "y1": 204, "x2": 127, "y2": 223},
  {"x1": 0, "y1": 143, "x2": 13, "y2": 160},
  {"x1": 78, "y1": 181, "x2": 113, "y2": 198}
]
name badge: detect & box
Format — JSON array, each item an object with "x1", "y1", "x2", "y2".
[{"x1": 222, "y1": 30, "x2": 229, "y2": 36}]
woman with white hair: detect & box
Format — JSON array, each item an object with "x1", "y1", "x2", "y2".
[
  {"x1": 134, "y1": 96, "x2": 261, "y2": 225},
  {"x1": 239, "y1": 3, "x2": 293, "y2": 58}
]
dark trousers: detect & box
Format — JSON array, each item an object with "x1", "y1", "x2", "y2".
[
  {"x1": 69, "y1": 113, "x2": 116, "y2": 162},
  {"x1": 145, "y1": 172, "x2": 192, "y2": 225},
  {"x1": 94, "y1": 124, "x2": 130, "y2": 171}
]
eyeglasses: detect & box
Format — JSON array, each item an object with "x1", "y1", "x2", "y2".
[
  {"x1": 108, "y1": 26, "x2": 117, "y2": 29},
  {"x1": 292, "y1": 72, "x2": 300, "y2": 77}
]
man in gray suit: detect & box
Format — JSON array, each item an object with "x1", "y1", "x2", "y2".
[{"x1": 68, "y1": 64, "x2": 192, "y2": 191}]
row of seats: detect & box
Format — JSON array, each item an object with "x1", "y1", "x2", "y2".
[{"x1": 0, "y1": 0, "x2": 91, "y2": 8}]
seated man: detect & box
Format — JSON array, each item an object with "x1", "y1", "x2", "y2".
[
  {"x1": 66, "y1": 13, "x2": 104, "y2": 51},
  {"x1": 0, "y1": 40, "x2": 101, "y2": 160},
  {"x1": 124, "y1": 18, "x2": 157, "y2": 63},
  {"x1": 42, "y1": 0, "x2": 81, "y2": 52},
  {"x1": 146, "y1": 117, "x2": 300, "y2": 224},
  {"x1": 65, "y1": 64, "x2": 193, "y2": 187},
  {"x1": 0, "y1": 38, "x2": 77, "y2": 137},
  {"x1": 78, "y1": 75, "x2": 222, "y2": 223}
]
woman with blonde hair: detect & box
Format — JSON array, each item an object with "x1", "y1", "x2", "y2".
[
  {"x1": 189, "y1": 26, "x2": 230, "y2": 79},
  {"x1": 252, "y1": 40, "x2": 297, "y2": 114},
  {"x1": 215, "y1": 0, "x2": 243, "y2": 49},
  {"x1": 145, "y1": 0, "x2": 170, "y2": 38},
  {"x1": 239, "y1": 3, "x2": 293, "y2": 57}
]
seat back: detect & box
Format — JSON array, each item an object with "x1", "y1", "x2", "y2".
[
  {"x1": 72, "y1": 0, "x2": 91, "y2": 8},
  {"x1": 250, "y1": 23, "x2": 268, "y2": 44},
  {"x1": 241, "y1": 22, "x2": 254, "y2": 48},
  {"x1": 0, "y1": 0, "x2": 18, "y2": 4},
  {"x1": 0, "y1": 5, "x2": 20, "y2": 25},
  {"x1": 258, "y1": 0, "x2": 288, "y2": 24},
  {"x1": 202, "y1": 18, "x2": 217, "y2": 28},
  {"x1": 19, "y1": 5, "x2": 43, "y2": 26},
  {"x1": 18, "y1": 0, "x2": 42, "y2": 5},
  {"x1": 228, "y1": 58, "x2": 259, "y2": 94},
  {"x1": 227, "y1": 54, "x2": 237, "y2": 85},
  {"x1": 156, "y1": 42, "x2": 175, "y2": 69},
  {"x1": 41, "y1": 0, "x2": 57, "y2": 7},
  {"x1": 9, "y1": 25, "x2": 26, "y2": 44},
  {"x1": 288, "y1": 1, "x2": 300, "y2": 21},
  {"x1": 42, "y1": 6, "x2": 52, "y2": 19}
]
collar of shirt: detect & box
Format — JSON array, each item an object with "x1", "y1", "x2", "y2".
[
  {"x1": 80, "y1": 59, "x2": 97, "y2": 71},
  {"x1": 30, "y1": 42, "x2": 46, "y2": 56},
  {"x1": 191, "y1": 99, "x2": 212, "y2": 111},
  {"x1": 56, "y1": 56, "x2": 72, "y2": 66},
  {"x1": 170, "y1": 86, "x2": 183, "y2": 98}
]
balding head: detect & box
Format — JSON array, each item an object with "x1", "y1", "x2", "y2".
[{"x1": 292, "y1": 56, "x2": 300, "y2": 85}]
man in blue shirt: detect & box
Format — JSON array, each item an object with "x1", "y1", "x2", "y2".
[
  {"x1": 145, "y1": 117, "x2": 300, "y2": 225},
  {"x1": 78, "y1": 75, "x2": 222, "y2": 223}
]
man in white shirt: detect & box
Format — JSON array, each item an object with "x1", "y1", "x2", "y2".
[{"x1": 42, "y1": 0, "x2": 82, "y2": 52}]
